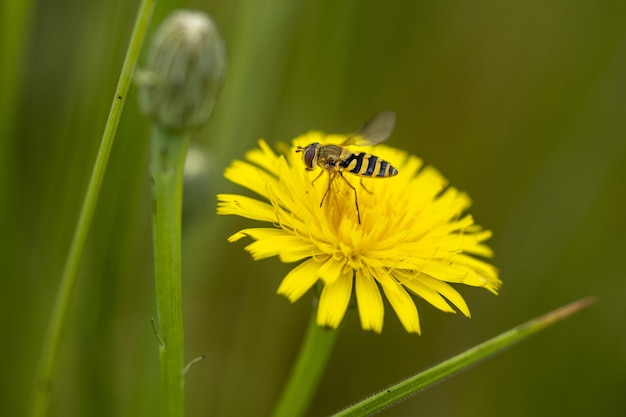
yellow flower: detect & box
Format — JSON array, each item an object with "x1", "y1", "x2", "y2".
[{"x1": 217, "y1": 131, "x2": 501, "y2": 333}]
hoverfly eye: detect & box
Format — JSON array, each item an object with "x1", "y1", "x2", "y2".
[{"x1": 303, "y1": 143, "x2": 319, "y2": 169}]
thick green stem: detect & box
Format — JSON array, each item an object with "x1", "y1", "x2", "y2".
[
  {"x1": 271, "y1": 303, "x2": 340, "y2": 417},
  {"x1": 29, "y1": 2, "x2": 156, "y2": 416},
  {"x1": 151, "y1": 125, "x2": 189, "y2": 417}
]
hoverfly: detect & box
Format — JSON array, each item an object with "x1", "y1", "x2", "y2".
[{"x1": 296, "y1": 110, "x2": 398, "y2": 224}]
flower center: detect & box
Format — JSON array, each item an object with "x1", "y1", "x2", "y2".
[{"x1": 339, "y1": 243, "x2": 362, "y2": 270}]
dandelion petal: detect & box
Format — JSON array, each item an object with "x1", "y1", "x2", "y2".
[
  {"x1": 317, "y1": 270, "x2": 353, "y2": 329},
  {"x1": 418, "y1": 275, "x2": 471, "y2": 317},
  {"x1": 318, "y1": 256, "x2": 348, "y2": 285},
  {"x1": 237, "y1": 228, "x2": 316, "y2": 261},
  {"x1": 217, "y1": 194, "x2": 275, "y2": 222},
  {"x1": 377, "y1": 272, "x2": 421, "y2": 334},
  {"x1": 277, "y1": 258, "x2": 321, "y2": 302},
  {"x1": 355, "y1": 270, "x2": 384, "y2": 333},
  {"x1": 399, "y1": 274, "x2": 456, "y2": 314}
]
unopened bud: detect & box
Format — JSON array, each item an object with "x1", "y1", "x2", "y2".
[{"x1": 138, "y1": 10, "x2": 227, "y2": 131}]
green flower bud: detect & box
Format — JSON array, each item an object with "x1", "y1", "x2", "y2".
[{"x1": 138, "y1": 10, "x2": 227, "y2": 131}]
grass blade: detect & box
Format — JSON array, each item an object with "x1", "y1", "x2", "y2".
[{"x1": 333, "y1": 297, "x2": 595, "y2": 417}]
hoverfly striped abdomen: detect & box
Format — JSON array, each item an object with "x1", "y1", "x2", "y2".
[{"x1": 339, "y1": 152, "x2": 398, "y2": 178}]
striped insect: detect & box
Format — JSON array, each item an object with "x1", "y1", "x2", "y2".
[{"x1": 295, "y1": 110, "x2": 398, "y2": 224}]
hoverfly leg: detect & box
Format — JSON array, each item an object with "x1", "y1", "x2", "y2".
[
  {"x1": 311, "y1": 169, "x2": 325, "y2": 186},
  {"x1": 339, "y1": 172, "x2": 361, "y2": 225},
  {"x1": 320, "y1": 171, "x2": 333, "y2": 208},
  {"x1": 359, "y1": 178, "x2": 372, "y2": 194}
]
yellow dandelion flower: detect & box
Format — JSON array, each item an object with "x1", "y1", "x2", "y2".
[{"x1": 217, "y1": 126, "x2": 501, "y2": 334}]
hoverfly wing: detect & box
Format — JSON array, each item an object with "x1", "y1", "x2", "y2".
[{"x1": 342, "y1": 110, "x2": 396, "y2": 147}]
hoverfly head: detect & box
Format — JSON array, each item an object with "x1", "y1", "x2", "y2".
[{"x1": 296, "y1": 142, "x2": 319, "y2": 170}]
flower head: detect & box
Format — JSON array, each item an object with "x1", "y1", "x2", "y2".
[
  {"x1": 138, "y1": 10, "x2": 227, "y2": 131},
  {"x1": 217, "y1": 130, "x2": 501, "y2": 333}
]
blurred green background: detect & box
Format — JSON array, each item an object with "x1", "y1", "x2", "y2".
[{"x1": 2, "y1": 0, "x2": 625, "y2": 416}]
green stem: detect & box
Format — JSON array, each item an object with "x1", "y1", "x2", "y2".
[
  {"x1": 151, "y1": 125, "x2": 189, "y2": 417},
  {"x1": 0, "y1": 0, "x2": 34, "y2": 240},
  {"x1": 271, "y1": 302, "x2": 340, "y2": 417},
  {"x1": 29, "y1": 1, "x2": 156, "y2": 416},
  {"x1": 332, "y1": 296, "x2": 596, "y2": 417}
]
